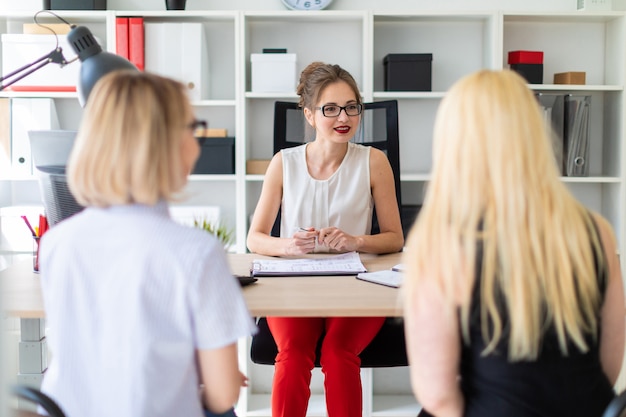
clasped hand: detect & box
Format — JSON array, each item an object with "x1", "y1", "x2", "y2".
[{"x1": 290, "y1": 226, "x2": 358, "y2": 254}]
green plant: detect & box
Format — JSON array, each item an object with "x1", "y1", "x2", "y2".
[{"x1": 193, "y1": 217, "x2": 235, "y2": 248}]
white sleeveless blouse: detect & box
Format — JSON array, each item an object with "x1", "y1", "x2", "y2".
[{"x1": 280, "y1": 142, "x2": 373, "y2": 252}]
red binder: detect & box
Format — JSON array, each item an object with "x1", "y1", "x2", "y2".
[
  {"x1": 115, "y1": 17, "x2": 129, "y2": 59},
  {"x1": 129, "y1": 17, "x2": 145, "y2": 71}
]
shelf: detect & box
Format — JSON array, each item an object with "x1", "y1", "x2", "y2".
[
  {"x1": 373, "y1": 91, "x2": 446, "y2": 99},
  {"x1": 191, "y1": 99, "x2": 237, "y2": 107},
  {"x1": 531, "y1": 84, "x2": 623, "y2": 92}
]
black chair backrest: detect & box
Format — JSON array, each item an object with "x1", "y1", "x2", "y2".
[
  {"x1": 271, "y1": 100, "x2": 401, "y2": 237},
  {"x1": 12, "y1": 385, "x2": 67, "y2": 417},
  {"x1": 603, "y1": 391, "x2": 626, "y2": 417}
]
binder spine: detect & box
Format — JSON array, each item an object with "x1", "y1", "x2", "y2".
[
  {"x1": 535, "y1": 93, "x2": 566, "y2": 174},
  {"x1": 129, "y1": 17, "x2": 145, "y2": 71},
  {"x1": 115, "y1": 17, "x2": 129, "y2": 60},
  {"x1": 564, "y1": 95, "x2": 591, "y2": 177}
]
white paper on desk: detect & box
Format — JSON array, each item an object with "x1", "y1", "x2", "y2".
[
  {"x1": 356, "y1": 270, "x2": 404, "y2": 288},
  {"x1": 251, "y1": 251, "x2": 366, "y2": 277}
]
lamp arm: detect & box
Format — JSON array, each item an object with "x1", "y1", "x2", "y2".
[{"x1": 0, "y1": 48, "x2": 68, "y2": 91}]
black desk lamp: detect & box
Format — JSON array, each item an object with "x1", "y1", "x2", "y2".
[{"x1": 0, "y1": 22, "x2": 137, "y2": 105}]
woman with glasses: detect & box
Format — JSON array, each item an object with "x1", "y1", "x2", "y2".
[{"x1": 247, "y1": 62, "x2": 404, "y2": 417}]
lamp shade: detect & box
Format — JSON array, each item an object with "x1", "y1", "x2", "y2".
[{"x1": 66, "y1": 25, "x2": 137, "y2": 106}]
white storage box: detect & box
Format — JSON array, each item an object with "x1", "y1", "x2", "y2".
[
  {"x1": 251, "y1": 53, "x2": 296, "y2": 93},
  {"x1": 1, "y1": 34, "x2": 80, "y2": 91}
]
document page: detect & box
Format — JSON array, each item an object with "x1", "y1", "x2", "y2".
[
  {"x1": 356, "y1": 270, "x2": 403, "y2": 288},
  {"x1": 251, "y1": 251, "x2": 367, "y2": 277}
]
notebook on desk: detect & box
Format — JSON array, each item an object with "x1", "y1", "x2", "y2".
[
  {"x1": 250, "y1": 251, "x2": 367, "y2": 277},
  {"x1": 356, "y1": 270, "x2": 404, "y2": 288}
]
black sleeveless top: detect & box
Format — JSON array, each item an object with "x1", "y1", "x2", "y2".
[{"x1": 460, "y1": 229, "x2": 614, "y2": 417}]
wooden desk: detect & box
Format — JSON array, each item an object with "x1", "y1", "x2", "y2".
[
  {"x1": 1, "y1": 252, "x2": 403, "y2": 318},
  {"x1": 230, "y1": 252, "x2": 403, "y2": 317}
]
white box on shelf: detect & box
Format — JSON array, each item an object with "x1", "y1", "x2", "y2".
[
  {"x1": 577, "y1": 0, "x2": 612, "y2": 10},
  {"x1": 251, "y1": 53, "x2": 297, "y2": 93},
  {"x1": 144, "y1": 22, "x2": 209, "y2": 101},
  {"x1": 1, "y1": 34, "x2": 80, "y2": 91}
]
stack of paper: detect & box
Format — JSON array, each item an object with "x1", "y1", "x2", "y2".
[{"x1": 251, "y1": 251, "x2": 366, "y2": 277}]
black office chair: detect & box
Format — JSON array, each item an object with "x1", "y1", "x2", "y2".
[
  {"x1": 11, "y1": 385, "x2": 67, "y2": 417},
  {"x1": 250, "y1": 99, "x2": 408, "y2": 368},
  {"x1": 603, "y1": 391, "x2": 626, "y2": 417}
]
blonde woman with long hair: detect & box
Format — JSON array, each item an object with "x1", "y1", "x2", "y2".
[{"x1": 403, "y1": 69, "x2": 624, "y2": 417}]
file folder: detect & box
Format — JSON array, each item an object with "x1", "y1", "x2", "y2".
[
  {"x1": 535, "y1": 93, "x2": 565, "y2": 174},
  {"x1": 564, "y1": 95, "x2": 591, "y2": 177}
]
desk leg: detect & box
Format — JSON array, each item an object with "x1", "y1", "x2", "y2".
[{"x1": 16, "y1": 318, "x2": 47, "y2": 410}]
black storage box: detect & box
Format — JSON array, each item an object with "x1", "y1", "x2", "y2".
[
  {"x1": 510, "y1": 63, "x2": 543, "y2": 84},
  {"x1": 193, "y1": 137, "x2": 235, "y2": 174},
  {"x1": 383, "y1": 53, "x2": 432, "y2": 91},
  {"x1": 43, "y1": 0, "x2": 106, "y2": 9}
]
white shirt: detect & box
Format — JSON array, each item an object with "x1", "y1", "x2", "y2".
[
  {"x1": 281, "y1": 142, "x2": 373, "y2": 251},
  {"x1": 39, "y1": 202, "x2": 256, "y2": 417}
]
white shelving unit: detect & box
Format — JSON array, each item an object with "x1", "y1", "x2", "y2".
[{"x1": 2, "y1": 7, "x2": 625, "y2": 416}]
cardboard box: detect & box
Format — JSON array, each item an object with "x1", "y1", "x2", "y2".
[
  {"x1": 193, "y1": 137, "x2": 235, "y2": 174},
  {"x1": 251, "y1": 53, "x2": 297, "y2": 93},
  {"x1": 554, "y1": 72, "x2": 586, "y2": 85},
  {"x1": 383, "y1": 53, "x2": 432, "y2": 92},
  {"x1": 22, "y1": 23, "x2": 72, "y2": 35},
  {"x1": 1, "y1": 34, "x2": 80, "y2": 91},
  {"x1": 246, "y1": 159, "x2": 271, "y2": 175},
  {"x1": 197, "y1": 128, "x2": 228, "y2": 137}
]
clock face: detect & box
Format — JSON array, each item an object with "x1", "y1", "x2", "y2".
[{"x1": 281, "y1": 0, "x2": 334, "y2": 10}]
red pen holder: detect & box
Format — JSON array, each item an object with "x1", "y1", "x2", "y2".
[{"x1": 33, "y1": 236, "x2": 40, "y2": 273}]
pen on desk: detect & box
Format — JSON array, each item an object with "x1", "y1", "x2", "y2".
[{"x1": 21, "y1": 215, "x2": 37, "y2": 237}]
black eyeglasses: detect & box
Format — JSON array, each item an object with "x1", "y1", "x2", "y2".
[
  {"x1": 187, "y1": 119, "x2": 207, "y2": 133},
  {"x1": 316, "y1": 103, "x2": 363, "y2": 118}
]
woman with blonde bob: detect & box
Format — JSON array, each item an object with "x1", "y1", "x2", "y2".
[
  {"x1": 39, "y1": 70, "x2": 256, "y2": 417},
  {"x1": 403, "y1": 69, "x2": 624, "y2": 417}
]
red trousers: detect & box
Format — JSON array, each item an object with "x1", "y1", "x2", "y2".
[{"x1": 266, "y1": 316, "x2": 386, "y2": 417}]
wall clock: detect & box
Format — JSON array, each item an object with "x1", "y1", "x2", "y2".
[{"x1": 281, "y1": 0, "x2": 334, "y2": 10}]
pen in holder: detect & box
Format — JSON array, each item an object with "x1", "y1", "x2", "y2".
[{"x1": 33, "y1": 236, "x2": 40, "y2": 273}]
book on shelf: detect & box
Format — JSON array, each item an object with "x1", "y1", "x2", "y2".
[
  {"x1": 129, "y1": 17, "x2": 144, "y2": 71},
  {"x1": 115, "y1": 17, "x2": 129, "y2": 60}
]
